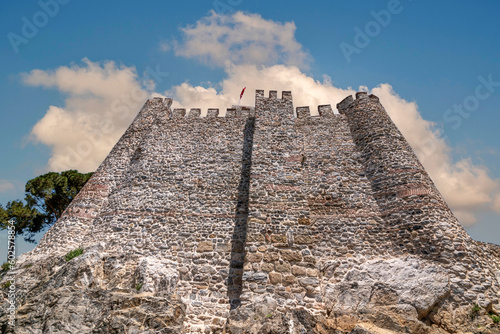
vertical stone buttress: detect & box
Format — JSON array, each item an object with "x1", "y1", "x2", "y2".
[
  {"x1": 337, "y1": 92, "x2": 472, "y2": 260},
  {"x1": 237, "y1": 90, "x2": 326, "y2": 313},
  {"x1": 35, "y1": 97, "x2": 172, "y2": 256}
]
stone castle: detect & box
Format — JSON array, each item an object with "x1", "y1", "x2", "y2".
[{"x1": 1, "y1": 90, "x2": 499, "y2": 333}]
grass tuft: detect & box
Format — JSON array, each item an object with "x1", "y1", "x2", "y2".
[
  {"x1": 1, "y1": 262, "x2": 13, "y2": 272},
  {"x1": 65, "y1": 248, "x2": 84, "y2": 261},
  {"x1": 490, "y1": 313, "x2": 500, "y2": 323},
  {"x1": 470, "y1": 303, "x2": 481, "y2": 320}
]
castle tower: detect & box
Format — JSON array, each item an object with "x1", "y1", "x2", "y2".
[
  {"x1": 4, "y1": 90, "x2": 499, "y2": 334},
  {"x1": 337, "y1": 93, "x2": 471, "y2": 258},
  {"x1": 35, "y1": 97, "x2": 172, "y2": 256}
]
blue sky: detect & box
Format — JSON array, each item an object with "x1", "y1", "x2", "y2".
[{"x1": 1, "y1": 0, "x2": 499, "y2": 259}]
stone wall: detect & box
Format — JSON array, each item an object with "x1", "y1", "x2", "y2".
[
  {"x1": 3, "y1": 90, "x2": 499, "y2": 334},
  {"x1": 35, "y1": 97, "x2": 172, "y2": 257},
  {"x1": 338, "y1": 93, "x2": 500, "y2": 308}
]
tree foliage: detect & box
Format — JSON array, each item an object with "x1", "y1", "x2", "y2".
[{"x1": 0, "y1": 170, "x2": 93, "y2": 243}]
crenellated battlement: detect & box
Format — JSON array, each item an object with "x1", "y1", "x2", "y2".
[
  {"x1": 146, "y1": 90, "x2": 342, "y2": 120},
  {"x1": 295, "y1": 104, "x2": 336, "y2": 118},
  {"x1": 336, "y1": 91, "x2": 380, "y2": 115},
  {"x1": 255, "y1": 89, "x2": 292, "y2": 100},
  {"x1": 148, "y1": 97, "x2": 255, "y2": 119},
  {"x1": 16, "y1": 87, "x2": 500, "y2": 334}
]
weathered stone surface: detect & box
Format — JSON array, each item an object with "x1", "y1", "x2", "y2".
[
  {"x1": 279, "y1": 249, "x2": 302, "y2": 262},
  {"x1": 325, "y1": 257, "x2": 450, "y2": 322},
  {"x1": 268, "y1": 272, "x2": 282, "y2": 284},
  {"x1": 263, "y1": 252, "x2": 279, "y2": 262},
  {"x1": 2, "y1": 90, "x2": 499, "y2": 334},
  {"x1": 245, "y1": 252, "x2": 263, "y2": 263},
  {"x1": 274, "y1": 261, "x2": 291, "y2": 273},
  {"x1": 299, "y1": 277, "x2": 320, "y2": 287},
  {"x1": 293, "y1": 235, "x2": 314, "y2": 244},
  {"x1": 196, "y1": 241, "x2": 213, "y2": 252},
  {"x1": 282, "y1": 275, "x2": 296, "y2": 286},
  {"x1": 261, "y1": 263, "x2": 274, "y2": 272},
  {"x1": 270, "y1": 234, "x2": 287, "y2": 243},
  {"x1": 292, "y1": 265, "x2": 306, "y2": 276}
]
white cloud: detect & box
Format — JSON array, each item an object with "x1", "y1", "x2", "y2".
[
  {"x1": 164, "y1": 11, "x2": 500, "y2": 226},
  {"x1": 0, "y1": 180, "x2": 15, "y2": 193},
  {"x1": 495, "y1": 195, "x2": 500, "y2": 214},
  {"x1": 170, "y1": 11, "x2": 310, "y2": 69},
  {"x1": 23, "y1": 58, "x2": 150, "y2": 173},
  {"x1": 168, "y1": 64, "x2": 354, "y2": 114},
  {"x1": 23, "y1": 12, "x2": 500, "y2": 227}
]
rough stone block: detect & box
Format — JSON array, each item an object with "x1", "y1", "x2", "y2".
[
  {"x1": 197, "y1": 241, "x2": 214, "y2": 252},
  {"x1": 296, "y1": 106, "x2": 310, "y2": 118},
  {"x1": 246, "y1": 252, "x2": 263, "y2": 263},
  {"x1": 271, "y1": 234, "x2": 287, "y2": 243},
  {"x1": 282, "y1": 275, "x2": 296, "y2": 286},
  {"x1": 294, "y1": 235, "x2": 314, "y2": 244},
  {"x1": 206, "y1": 108, "x2": 219, "y2": 117},
  {"x1": 298, "y1": 218, "x2": 311, "y2": 225},
  {"x1": 318, "y1": 104, "x2": 334, "y2": 117},
  {"x1": 306, "y1": 268, "x2": 319, "y2": 277},
  {"x1": 261, "y1": 263, "x2": 274, "y2": 272},
  {"x1": 248, "y1": 234, "x2": 265, "y2": 242},
  {"x1": 268, "y1": 272, "x2": 282, "y2": 284},
  {"x1": 280, "y1": 250, "x2": 302, "y2": 262},
  {"x1": 187, "y1": 108, "x2": 201, "y2": 118},
  {"x1": 274, "y1": 261, "x2": 291, "y2": 273},
  {"x1": 263, "y1": 252, "x2": 279, "y2": 262},
  {"x1": 292, "y1": 266, "x2": 307, "y2": 276},
  {"x1": 299, "y1": 277, "x2": 319, "y2": 287}
]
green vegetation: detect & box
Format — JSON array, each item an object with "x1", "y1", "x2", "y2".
[
  {"x1": 65, "y1": 248, "x2": 84, "y2": 261},
  {"x1": 266, "y1": 313, "x2": 273, "y2": 318},
  {"x1": 490, "y1": 313, "x2": 500, "y2": 323},
  {"x1": 1, "y1": 262, "x2": 13, "y2": 272},
  {"x1": 470, "y1": 303, "x2": 481, "y2": 320},
  {"x1": 135, "y1": 282, "x2": 144, "y2": 291},
  {"x1": 0, "y1": 170, "x2": 93, "y2": 245},
  {"x1": 3, "y1": 280, "x2": 12, "y2": 289}
]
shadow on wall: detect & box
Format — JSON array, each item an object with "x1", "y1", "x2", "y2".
[{"x1": 228, "y1": 117, "x2": 255, "y2": 309}]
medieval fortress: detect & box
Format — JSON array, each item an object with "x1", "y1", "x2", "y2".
[{"x1": 2, "y1": 90, "x2": 500, "y2": 333}]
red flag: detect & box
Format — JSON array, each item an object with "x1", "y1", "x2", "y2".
[{"x1": 239, "y1": 87, "x2": 246, "y2": 100}]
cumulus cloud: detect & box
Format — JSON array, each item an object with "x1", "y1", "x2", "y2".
[
  {"x1": 162, "y1": 11, "x2": 500, "y2": 226},
  {"x1": 24, "y1": 11, "x2": 499, "y2": 226},
  {"x1": 23, "y1": 58, "x2": 151, "y2": 173},
  {"x1": 0, "y1": 180, "x2": 15, "y2": 193},
  {"x1": 495, "y1": 195, "x2": 500, "y2": 214},
  {"x1": 168, "y1": 64, "x2": 353, "y2": 114},
  {"x1": 170, "y1": 11, "x2": 310, "y2": 69}
]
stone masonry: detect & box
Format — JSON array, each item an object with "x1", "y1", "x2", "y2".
[{"x1": 1, "y1": 90, "x2": 499, "y2": 333}]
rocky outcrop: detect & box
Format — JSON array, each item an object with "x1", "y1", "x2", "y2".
[
  {"x1": 1, "y1": 245, "x2": 185, "y2": 334},
  {"x1": 325, "y1": 257, "x2": 450, "y2": 319}
]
